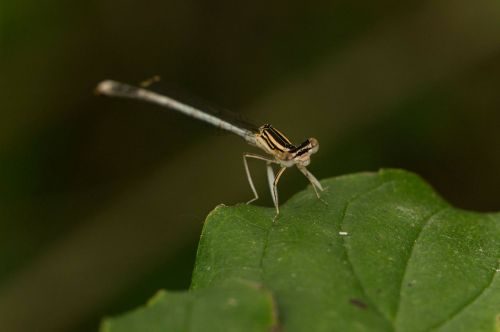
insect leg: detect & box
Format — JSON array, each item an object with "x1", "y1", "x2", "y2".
[
  {"x1": 269, "y1": 166, "x2": 287, "y2": 218},
  {"x1": 266, "y1": 163, "x2": 277, "y2": 208},
  {"x1": 243, "y1": 153, "x2": 276, "y2": 204},
  {"x1": 297, "y1": 165, "x2": 327, "y2": 204}
]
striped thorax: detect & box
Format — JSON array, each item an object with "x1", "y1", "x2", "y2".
[{"x1": 254, "y1": 124, "x2": 319, "y2": 167}]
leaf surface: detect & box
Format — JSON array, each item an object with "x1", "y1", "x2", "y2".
[
  {"x1": 101, "y1": 280, "x2": 277, "y2": 332},
  {"x1": 102, "y1": 169, "x2": 500, "y2": 332}
]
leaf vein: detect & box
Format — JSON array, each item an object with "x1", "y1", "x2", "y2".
[
  {"x1": 426, "y1": 259, "x2": 500, "y2": 332},
  {"x1": 340, "y1": 180, "x2": 396, "y2": 328},
  {"x1": 393, "y1": 206, "x2": 448, "y2": 328},
  {"x1": 259, "y1": 219, "x2": 274, "y2": 279}
]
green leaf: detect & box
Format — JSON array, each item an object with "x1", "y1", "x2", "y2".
[
  {"x1": 100, "y1": 279, "x2": 278, "y2": 332},
  {"x1": 102, "y1": 169, "x2": 500, "y2": 332}
]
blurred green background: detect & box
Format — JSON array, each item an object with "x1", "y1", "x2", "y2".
[{"x1": 1, "y1": 0, "x2": 500, "y2": 331}]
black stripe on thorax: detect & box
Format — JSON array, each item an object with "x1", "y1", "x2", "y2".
[
  {"x1": 260, "y1": 132, "x2": 278, "y2": 151},
  {"x1": 261, "y1": 125, "x2": 295, "y2": 151},
  {"x1": 290, "y1": 140, "x2": 311, "y2": 156}
]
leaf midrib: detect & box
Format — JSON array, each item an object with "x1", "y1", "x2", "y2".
[{"x1": 339, "y1": 180, "x2": 397, "y2": 328}]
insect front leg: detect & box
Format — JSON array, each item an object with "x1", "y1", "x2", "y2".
[{"x1": 297, "y1": 165, "x2": 327, "y2": 205}]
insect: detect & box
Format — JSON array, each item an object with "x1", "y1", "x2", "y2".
[{"x1": 96, "y1": 80, "x2": 325, "y2": 217}]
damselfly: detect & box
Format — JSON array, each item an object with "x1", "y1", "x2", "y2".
[{"x1": 96, "y1": 80, "x2": 325, "y2": 217}]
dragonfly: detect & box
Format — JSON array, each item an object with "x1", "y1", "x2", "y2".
[{"x1": 96, "y1": 80, "x2": 325, "y2": 217}]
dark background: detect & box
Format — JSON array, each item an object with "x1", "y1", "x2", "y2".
[{"x1": 1, "y1": 0, "x2": 500, "y2": 331}]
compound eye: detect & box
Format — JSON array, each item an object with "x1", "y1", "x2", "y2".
[{"x1": 309, "y1": 137, "x2": 319, "y2": 153}]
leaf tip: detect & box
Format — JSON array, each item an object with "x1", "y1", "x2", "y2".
[
  {"x1": 98, "y1": 319, "x2": 112, "y2": 332},
  {"x1": 146, "y1": 289, "x2": 168, "y2": 306}
]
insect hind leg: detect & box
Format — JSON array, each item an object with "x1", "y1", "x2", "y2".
[{"x1": 243, "y1": 153, "x2": 276, "y2": 204}]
